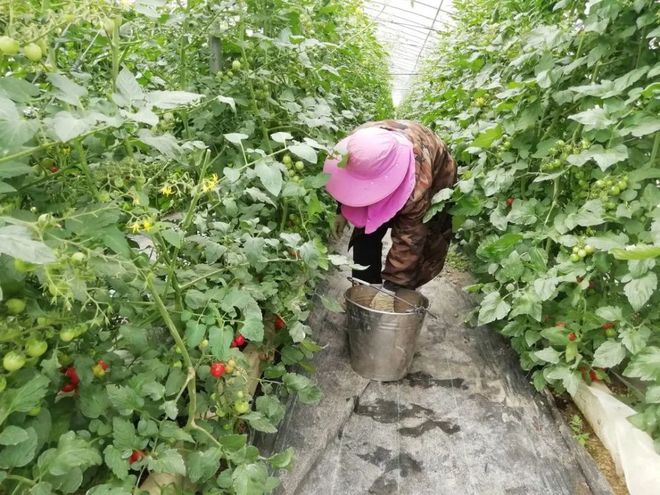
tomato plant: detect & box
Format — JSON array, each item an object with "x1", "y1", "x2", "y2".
[
  {"x1": 0, "y1": 0, "x2": 391, "y2": 493},
  {"x1": 402, "y1": 0, "x2": 660, "y2": 448}
]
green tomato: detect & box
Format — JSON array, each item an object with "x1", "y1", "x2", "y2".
[
  {"x1": 594, "y1": 179, "x2": 604, "y2": 188},
  {"x1": 605, "y1": 328, "x2": 617, "y2": 338},
  {"x1": 70, "y1": 252, "x2": 86, "y2": 264},
  {"x1": 570, "y1": 253, "x2": 580, "y2": 262},
  {"x1": 233, "y1": 400, "x2": 250, "y2": 414},
  {"x1": 282, "y1": 155, "x2": 292, "y2": 165},
  {"x1": 6, "y1": 298, "x2": 26, "y2": 315},
  {"x1": 584, "y1": 245, "x2": 595, "y2": 255},
  {"x1": 13, "y1": 258, "x2": 33, "y2": 273},
  {"x1": 26, "y1": 339, "x2": 48, "y2": 358},
  {"x1": 199, "y1": 339, "x2": 209, "y2": 350},
  {"x1": 172, "y1": 361, "x2": 182, "y2": 369},
  {"x1": 27, "y1": 405, "x2": 41, "y2": 416},
  {"x1": 606, "y1": 201, "x2": 616, "y2": 210},
  {"x1": 617, "y1": 180, "x2": 627, "y2": 190},
  {"x1": 572, "y1": 246, "x2": 580, "y2": 254},
  {"x1": 295, "y1": 161, "x2": 304, "y2": 171},
  {"x1": 577, "y1": 249, "x2": 587, "y2": 259},
  {"x1": 610, "y1": 186, "x2": 620, "y2": 196},
  {"x1": 0, "y1": 376, "x2": 6, "y2": 393},
  {"x1": 3, "y1": 351, "x2": 26, "y2": 372},
  {"x1": 59, "y1": 328, "x2": 77, "y2": 342},
  {"x1": 0, "y1": 36, "x2": 20, "y2": 56},
  {"x1": 23, "y1": 43, "x2": 42, "y2": 62},
  {"x1": 231, "y1": 59, "x2": 241, "y2": 71}
]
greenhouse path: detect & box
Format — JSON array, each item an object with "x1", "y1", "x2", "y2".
[{"x1": 257, "y1": 244, "x2": 614, "y2": 495}]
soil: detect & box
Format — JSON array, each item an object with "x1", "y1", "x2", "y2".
[{"x1": 554, "y1": 394, "x2": 629, "y2": 495}]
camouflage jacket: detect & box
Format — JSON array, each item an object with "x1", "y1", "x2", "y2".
[{"x1": 349, "y1": 120, "x2": 458, "y2": 289}]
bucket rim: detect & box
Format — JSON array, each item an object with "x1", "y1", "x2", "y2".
[{"x1": 343, "y1": 287, "x2": 428, "y2": 316}]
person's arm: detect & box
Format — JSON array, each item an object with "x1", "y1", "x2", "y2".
[
  {"x1": 382, "y1": 200, "x2": 428, "y2": 290},
  {"x1": 332, "y1": 202, "x2": 348, "y2": 239}
]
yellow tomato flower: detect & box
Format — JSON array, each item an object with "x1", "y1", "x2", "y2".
[
  {"x1": 129, "y1": 221, "x2": 141, "y2": 233},
  {"x1": 142, "y1": 217, "x2": 155, "y2": 232},
  {"x1": 201, "y1": 173, "x2": 220, "y2": 193},
  {"x1": 160, "y1": 184, "x2": 174, "y2": 196}
]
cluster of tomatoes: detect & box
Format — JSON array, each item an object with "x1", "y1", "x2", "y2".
[
  {"x1": 590, "y1": 174, "x2": 629, "y2": 210},
  {"x1": 540, "y1": 139, "x2": 590, "y2": 172},
  {"x1": 569, "y1": 241, "x2": 596, "y2": 263},
  {"x1": 0, "y1": 35, "x2": 43, "y2": 62},
  {"x1": 283, "y1": 154, "x2": 305, "y2": 183}
]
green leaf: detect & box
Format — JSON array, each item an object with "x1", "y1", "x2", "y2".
[
  {"x1": 46, "y1": 431, "x2": 102, "y2": 476},
  {"x1": 159, "y1": 422, "x2": 194, "y2": 443},
  {"x1": 47, "y1": 73, "x2": 88, "y2": 107},
  {"x1": 29, "y1": 482, "x2": 54, "y2": 495},
  {"x1": 611, "y1": 245, "x2": 660, "y2": 260},
  {"x1": 48, "y1": 111, "x2": 93, "y2": 142},
  {"x1": 534, "y1": 347, "x2": 560, "y2": 364},
  {"x1": 568, "y1": 106, "x2": 614, "y2": 131},
  {"x1": 148, "y1": 447, "x2": 186, "y2": 476},
  {"x1": 242, "y1": 412, "x2": 278, "y2": 433},
  {"x1": 645, "y1": 385, "x2": 660, "y2": 404},
  {"x1": 320, "y1": 295, "x2": 344, "y2": 313},
  {"x1": 620, "y1": 115, "x2": 660, "y2": 137},
  {"x1": 0, "y1": 374, "x2": 49, "y2": 418},
  {"x1": 271, "y1": 132, "x2": 292, "y2": 143},
  {"x1": 477, "y1": 291, "x2": 511, "y2": 325},
  {"x1": 148, "y1": 90, "x2": 202, "y2": 109},
  {"x1": 0, "y1": 426, "x2": 28, "y2": 446},
  {"x1": 112, "y1": 417, "x2": 138, "y2": 451},
  {"x1": 624, "y1": 347, "x2": 660, "y2": 381},
  {"x1": 510, "y1": 290, "x2": 542, "y2": 321},
  {"x1": 595, "y1": 306, "x2": 622, "y2": 321},
  {"x1": 103, "y1": 445, "x2": 129, "y2": 480},
  {"x1": 161, "y1": 229, "x2": 183, "y2": 248},
  {"x1": 209, "y1": 325, "x2": 234, "y2": 361},
  {"x1": 623, "y1": 272, "x2": 657, "y2": 310},
  {"x1": 288, "y1": 143, "x2": 317, "y2": 163},
  {"x1": 0, "y1": 96, "x2": 38, "y2": 148},
  {"x1": 592, "y1": 341, "x2": 626, "y2": 368},
  {"x1": 567, "y1": 144, "x2": 628, "y2": 171},
  {"x1": 472, "y1": 125, "x2": 502, "y2": 148},
  {"x1": 232, "y1": 462, "x2": 270, "y2": 495},
  {"x1": 621, "y1": 326, "x2": 651, "y2": 355},
  {"x1": 0, "y1": 225, "x2": 56, "y2": 264},
  {"x1": 255, "y1": 161, "x2": 282, "y2": 196},
  {"x1": 224, "y1": 133, "x2": 249, "y2": 144},
  {"x1": 217, "y1": 95, "x2": 236, "y2": 112},
  {"x1": 0, "y1": 427, "x2": 37, "y2": 468},
  {"x1": 477, "y1": 234, "x2": 522, "y2": 260},
  {"x1": 106, "y1": 384, "x2": 145, "y2": 416},
  {"x1": 288, "y1": 322, "x2": 308, "y2": 343},
  {"x1": 268, "y1": 448, "x2": 294, "y2": 470},
  {"x1": 187, "y1": 448, "x2": 222, "y2": 483}
]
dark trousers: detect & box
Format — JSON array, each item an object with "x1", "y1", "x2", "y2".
[{"x1": 350, "y1": 223, "x2": 390, "y2": 284}]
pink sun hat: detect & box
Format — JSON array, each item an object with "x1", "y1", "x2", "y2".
[{"x1": 323, "y1": 127, "x2": 415, "y2": 208}]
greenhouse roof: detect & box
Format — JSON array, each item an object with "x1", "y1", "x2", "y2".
[{"x1": 363, "y1": 0, "x2": 455, "y2": 105}]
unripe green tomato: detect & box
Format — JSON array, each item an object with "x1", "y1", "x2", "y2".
[
  {"x1": 172, "y1": 361, "x2": 182, "y2": 368},
  {"x1": 572, "y1": 246, "x2": 580, "y2": 254},
  {"x1": 577, "y1": 249, "x2": 587, "y2": 259},
  {"x1": 14, "y1": 258, "x2": 34, "y2": 272},
  {"x1": 570, "y1": 253, "x2": 580, "y2": 262},
  {"x1": 59, "y1": 328, "x2": 77, "y2": 342},
  {"x1": 6, "y1": 298, "x2": 26, "y2": 315},
  {"x1": 27, "y1": 405, "x2": 41, "y2": 416},
  {"x1": 23, "y1": 43, "x2": 42, "y2": 62},
  {"x1": 295, "y1": 161, "x2": 304, "y2": 171},
  {"x1": 226, "y1": 70, "x2": 234, "y2": 78},
  {"x1": 282, "y1": 154, "x2": 292, "y2": 165},
  {"x1": 234, "y1": 400, "x2": 250, "y2": 414},
  {"x1": 610, "y1": 186, "x2": 620, "y2": 196},
  {"x1": 37, "y1": 213, "x2": 51, "y2": 228},
  {"x1": 584, "y1": 245, "x2": 595, "y2": 255},
  {"x1": 0, "y1": 36, "x2": 20, "y2": 56},
  {"x1": 594, "y1": 179, "x2": 604, "y2": 188},
  {"x1": 3, "y1": 351, "x2": 26, "y2": 372},
  {"x1": 605, "y1": 328, "x2": 617, "y2": 338},
  {"x1": 70, "y1": 251, "x2": 86, "y2": 264},
  {"x1": 237, "y1": 391, "x2": 244, "y2": 399},
  {"x1": 199, "y1": 339, "x2": 209, "y2": 350},
  {"x1": 606, "y1": 201, "x2": 616, "y2": 210},
  {"x1": 36, "y1": 316, "x2": 49, "y2": 326},
  {"x1": 617, "y1": 180, "x2": 627, "y2": 190},
  {"x1": 26, "y1": 339, "x2": 48, "y2": 358},
  {"x1": 231, "y1": 59, "x2": 241, "y2": 70}
]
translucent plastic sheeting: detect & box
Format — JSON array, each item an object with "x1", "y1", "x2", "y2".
[
  {"x1": 363, "y1": 0, "x2": 455, "y2": 105},
  {"x1": 572, "y1": 381, "x2": 660, "y2": 495}
]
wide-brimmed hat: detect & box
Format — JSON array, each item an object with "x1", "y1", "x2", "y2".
[{"x1": 323, "y1": 127, "x2": 415, "y2": 207}]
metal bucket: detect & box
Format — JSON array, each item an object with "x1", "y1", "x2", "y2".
[{"x1": 344, "y1": 285, "x2": 429, "y2": 381}]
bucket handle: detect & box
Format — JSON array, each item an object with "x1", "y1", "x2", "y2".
[{"x1": 347, "y1": 277, "x2": 439, "y2": 320}]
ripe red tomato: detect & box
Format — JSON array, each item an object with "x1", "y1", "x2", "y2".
[
  {"x1": 601, "y1": 322, "x2": 615, "y2": 330},
  {"x1": 129, "y1": 450, "x2": 145, "y2": 464},
  {"x1": 61, "y1": 382, "x2": 77, "y2": 393},
  {"x1": 64, "y1": 367, "x2": 79, "y2": 385},
  {"x1": 231, "y1": 335, "x2": 246, "y2": 348},
  {"x1": 210, "y1": 362, "x2": 225, "y2": 378},
  {"x1": 97, "y1": 359, "x2": 109, "y2": 371},
  {"x1": 555, "y1": 321, "x2": 566, "y2": 328},
  {"x1": 506, "y1": 197, "x2": 514, "y2": 207},
  {"x1": 589, "y1": 370, "x2": 599, "y2": 382},
  {"x1": 274, "y1": 316, "x2": 286, "y2": 331},
  {"x1": 568, "y1": 332, "x2": 576, "y2": 341}
]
